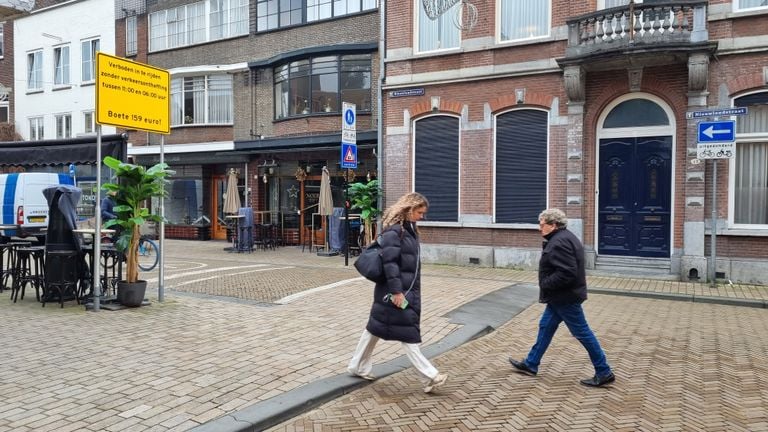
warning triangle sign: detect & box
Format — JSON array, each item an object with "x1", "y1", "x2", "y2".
[{"x1": 344, "y1": 147, "x2": 356, "y2": 162}]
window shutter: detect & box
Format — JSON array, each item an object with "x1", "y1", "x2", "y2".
[
  {"x1": 495, "y1": 110, "x2": 547, "y2": 223},
  {"x1": 415, "y1": 116, "x2": 459, "y2": 222}
]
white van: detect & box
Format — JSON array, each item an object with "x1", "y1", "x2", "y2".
[{"x1": 0, "y1": 172, "x2": 75, "y2": 242}]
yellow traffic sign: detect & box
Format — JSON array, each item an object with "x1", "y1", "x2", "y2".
[{"x1": 95, "y1": 52, "x2": 170, "y2": 134}]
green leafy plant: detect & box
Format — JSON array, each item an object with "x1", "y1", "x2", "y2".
[
  {"x1": 102, "y1": 156, "x2": 173, "y2": 283},
  {"x1": 348, "y1": 179, "x2": 380, "y2": 245}
]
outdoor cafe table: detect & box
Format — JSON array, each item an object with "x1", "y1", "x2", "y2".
[
  {"x1": 224, "y1": 214, "x2": 245, "y2": 251},
  {"x1": 73, "y1": 229, "x2": 120, "y2": 297}
]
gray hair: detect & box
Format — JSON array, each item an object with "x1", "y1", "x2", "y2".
[{"x1": 538, "y1": 208, "x2": 568, "y2": 228}]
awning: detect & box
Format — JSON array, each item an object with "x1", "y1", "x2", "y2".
[
  {"x1": 0, "y1": 134, "x2": 127, "y2": 167},
  {"x1": 235, "y1": 130, "x2": 377, "y2": 151}
]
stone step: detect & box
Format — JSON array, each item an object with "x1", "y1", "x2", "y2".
[{"x1": 591, "y1": 255, "x2": 679, "y2": 281}]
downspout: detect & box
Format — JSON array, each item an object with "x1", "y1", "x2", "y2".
[{"x1": 377, "y1": 0, "x2": 386, "y2": 231}]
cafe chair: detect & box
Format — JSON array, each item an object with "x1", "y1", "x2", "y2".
[{"x1": 43, "y1": 250, "x2": 82, "y2": 308}]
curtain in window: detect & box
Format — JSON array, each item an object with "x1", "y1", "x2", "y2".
[
  {"x1": 418, "y1": 1, "x2": 459, "y2": 51},
  {"x1": 187, "y1": 2, "x2": 206, "y2": 44},
  {"x1": 495, "y1": 110, "x2": 548, "y2": 223},
  {"x1": 81, "y1": 40, "x2": 98, "y2": 81},
  {"x1": 414, "y1": 116, "x2": 459, "y2": 222},
  {"x1": 207, "y1": 75, "x2": 232, "y2": 123},
  {"x1": 735, "y1": 103, "x2": 768, "y2": 225},
  {"x1": 28, "y1": 51, "x2": 42, "y2": 89},
  {"x1": 500, "y1": 0, "x2": 550, "y2": 41},
  {"x1": 171, "y1": 78, "x2": 183, "y2": 125},
  {"x1": 150, "y1": 12, "x2": 167, "y2": 51},
  {"x1": 210, "y1": 0, "x2": 226, "y2": 39},
  {"x1": 183, "y1": 77, "x2": 206, "y2": 123},
  {"x1": 231, "y1": 0, "x2": 249, "y2": 35},
  {"x1": 126, "y1": 16, "x2": 138, "y2": 55},
  {"x1": 54, "y1": 47, "x2": 70, "y2": 85},
  {"x1": 167, "y1": 7, "x2": 186, "y2": 48}
]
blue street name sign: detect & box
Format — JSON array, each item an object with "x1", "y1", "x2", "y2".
[
  {"x1": 341, "y1": 142, "x2": 357, "y2": 169},
  {"x1": 697, "y1": 120, "x2": 736, "y2": 143},
  {"x1": 686, "y1": 107, "x2": 747, "y2": 119}
]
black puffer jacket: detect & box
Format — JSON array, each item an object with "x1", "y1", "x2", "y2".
[
  {"x1": 366, "y1": 222, "x2": 422, "y2": 343},
  {"x1": 538, "y1": 228, "x2": 588, "y2": 305}
]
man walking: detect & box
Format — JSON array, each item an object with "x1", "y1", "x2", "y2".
[{"x1": 509, "y1": 208, "x2": 615, "y2": 387}]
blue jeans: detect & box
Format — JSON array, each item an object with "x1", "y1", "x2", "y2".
[{"x1": 524, "y1": 302, "x2": 612, "y2": 377}]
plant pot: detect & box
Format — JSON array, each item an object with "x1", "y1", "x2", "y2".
[{"x1": 117, "y1": 280, "x2": 147, "y2": 307}]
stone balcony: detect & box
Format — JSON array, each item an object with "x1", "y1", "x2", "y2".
[{"x1": 559, "y1": 0, "x2": 716, "y2": 71}]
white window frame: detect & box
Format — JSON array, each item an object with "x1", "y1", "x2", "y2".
[
  {"x1": 53, "y1": 44, "x2": 70, "y2": 87},
  {"x1": 55, "y1": 113, "x2": 72, "y2": 139},
  {"x1": 27, "y1": 49, "x2": 43, "y2": 91},
  {"x1": 210, "y1": 0, "x2": 249, "y2": 40},
  {"x1": 29, "y1": 116, "x2": 44, "y2": 140},
  {"x1": 0, "y1": 89, "x2": 8, "y2": 122},
  {"x1": 170, "y1": 74, "x2": 233, "y2": 126},
  {"x1": 0, "y1": 23, "x2": 4, "y2": 59},
  {"x1": 734, "y1": 0, "x2": 768, "y2": 12},
  {"x1": 150, "y1": 0, "x2": 248, "y2": 52},
  {"x1": 81, "y1": 38, "x2": 99, "y2": 82},
  {"x1": 83, "y1": 110, "x2": 95, "y2": 134},
  {"x1": 414, "y1": 0, "x2": 461, "y2": 54},
  {"x1": 126, "y1": 15, "x2": 138, "y2": 56},
  {"x1": 497, "y1": 0, "x2": 551, "y2": 44},
  {"x1": 728, "y1": 93, "x2": 768, "y2": 229}
]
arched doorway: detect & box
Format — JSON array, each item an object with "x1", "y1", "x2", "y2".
[{"x1": 596, "y1": 95, "x2": 675, "y2": 258}]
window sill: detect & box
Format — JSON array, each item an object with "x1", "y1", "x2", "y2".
[
  {"x1": 713, "y1": 227, "x2": 768, "y2": 237},
  {"x1": 274, "y1": 111, "x2": 370, "y2": 123},
  {"x1": 80, "y1": 81, "x2": 95, "y2": 87},
  {"x1": 26, "y1": 89, "x2": 44, "y2": 95},
  {"x1": 52, "y1": 85, "x2": 72, "y2": 92}
]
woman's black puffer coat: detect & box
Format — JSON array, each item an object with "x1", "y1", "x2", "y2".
[{"x1": 365, "y1": 222, "x2": 422, "y2": 344}]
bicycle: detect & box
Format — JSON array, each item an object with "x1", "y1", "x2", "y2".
[{"x1": 100, "y1": 233, "x2": 159, "y2": 272}]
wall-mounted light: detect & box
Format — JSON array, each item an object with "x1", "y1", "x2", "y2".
[{"x1": 262, "y1": 173, "x2": 268, "y2": 184}]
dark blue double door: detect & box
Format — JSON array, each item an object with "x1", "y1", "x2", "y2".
[{"x1": 598, "y1": 136, "x2": 672, "y2": 257}]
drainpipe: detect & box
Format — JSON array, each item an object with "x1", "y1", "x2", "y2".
[{"x1": 377, "y1": 0, "x2": 386, "y2": 231}]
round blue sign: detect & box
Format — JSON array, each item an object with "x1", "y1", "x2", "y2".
[
  {"x1": 69, "y1": 163, "x2": 76, "y2": 177},
  {"x1": 344, "y1": 109, "x2": 355, "y2": 126}
]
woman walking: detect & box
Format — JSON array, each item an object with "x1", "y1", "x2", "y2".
[{"x1": 347, "y1": 192, "x2": 448, "y2": 393}]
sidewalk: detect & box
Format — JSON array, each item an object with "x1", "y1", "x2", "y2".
[{"x1": 1, "y1": 240, "x2": 766, "y2": 432}]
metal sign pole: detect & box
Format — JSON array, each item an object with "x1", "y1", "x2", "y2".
[
  {"x1": 710, "y1": 159, "x2": 717, "y2": 287},
  {"x1": 159, "y1": 134, "x2": 165, "y2": 302},
  {"x1": 92, "y1": 126, "x2": 102, "y2": 312}
]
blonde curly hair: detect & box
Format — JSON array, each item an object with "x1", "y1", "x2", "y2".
[{"x1": 381, "y1": 192, "x2": 429, "y2": 232}]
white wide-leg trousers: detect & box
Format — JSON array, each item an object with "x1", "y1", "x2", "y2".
[{"x1": 347, "y1": 329, "x2": 439, "y2": 382}]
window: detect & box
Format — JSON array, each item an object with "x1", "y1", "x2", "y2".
[
  {"x1": 150, "y1": 1, "x2": 247, "y2": 52},
  {"x1": 499, "y1": 0, "x2": 550, "y2": 42},
  {"x1": 0, "y1": 89, "x2": 8, "y2": 122},
  {"x1": 170, "y1": 74, "x2": 233, "y2": 126},
  {"x1": 417, "y1": 0, "x2": 459, "y2": 52},
  {"x1": 0, "y1": 23, "x2": 4, "y2": 58},
  {"x1": 84, "y1": 111, "x2": 95, "y2": 134},
  {"x1": 495, "y1": 109, "x2": 548, "y2": 223},
  {"x1": 54, "y1": 45, "x2": 70, "y2": 86},
  {"x1": 126, "y1": 15, "x2": 138, "y2": 56},
  {"x1": 81, "y1": 38, "x2": 99, "y2": 82},
  {"x1": 29, "y1": 117, "x2": 44, "y2": 140},
  {"x1": 210, "y1": 0, "x2": 249, "y2": 40},
  {"x1": 735, "y1": 0, "x2": 768, "y2": 11},
  {"x1": 732, "y1": 92, "x2": 768, "y2": 226},
  {"x1": 55, "y1": 114, "x2": 72, "y2": 139},
  {"x1": 27, "y1": 50, "x2": 43, "y2": 90},
  {"x1": 257, "y1": 0, "x2": 377, "y2": 31},
  {"x1": 273, "y1": 54, "x2": 371, "y2": 119},
  {"x1": 414, "y1": 116, "x2": 459, "y2": 222}
]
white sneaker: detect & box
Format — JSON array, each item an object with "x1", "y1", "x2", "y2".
[{"x1": 423, "y1": 373, "x2": 448, "y2": 393}]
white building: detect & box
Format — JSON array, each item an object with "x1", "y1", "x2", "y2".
[{"x1": 13, "y1": 0, "x2": 116, "y2": 140}]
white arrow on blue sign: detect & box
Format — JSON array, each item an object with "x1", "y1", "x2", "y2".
[{"x1": 697, "y1": 120, "x2": 735, "y2": 143}]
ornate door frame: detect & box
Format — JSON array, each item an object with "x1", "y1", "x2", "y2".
[{"x1": 594, "y1": 93, "x2": 677, "y2": 257}]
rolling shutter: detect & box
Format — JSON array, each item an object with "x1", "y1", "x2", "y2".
[
  {"x1": 414, "y1": 116, "x2": 459, "y2": 222},
  {"x1": 495, "y1": 110, "x2": 547, "y2": 223}
]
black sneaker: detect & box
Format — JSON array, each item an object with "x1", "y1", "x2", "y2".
[
  {"x1": 508, "y1": 358, "x2": 537, "y2": 376},
  {"x1": 580, "y1": 373, "x2": 615, "y2": 387}
]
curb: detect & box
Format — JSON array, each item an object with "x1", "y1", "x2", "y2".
[
  {"x1": 590, "y1": 287, "x2": 767, "y2": 308},
  {"x1": 189, "y1": 283, "x2": 539, "y2": 432}
]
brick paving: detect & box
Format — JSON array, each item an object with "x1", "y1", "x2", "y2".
[{"x1": 1, "y1": 239, "x2": 767, "y2": 432}]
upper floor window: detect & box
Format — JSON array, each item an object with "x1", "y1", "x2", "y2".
[
  {"x1": 0, "y1": 23, "x2": 4, "y2": 58},
  {"x1": 83, "y1": 111, "x2": 95, "y2": 134},
  {"x1": 0, "y1": 89, "x2": 9, "y2": 123},
  {"x1": 170, "y1": 74, "x2": 233, "y2": 126},
  {"x1": 150, "y1": 0, "x2": 247, "y2": 52},
  {"x1": 54, "y1": 45, "x2": 70, "y2": 86},
  {"x1": 257, "y1": 0, "x2": 378, "y2": 32},
  {"x1": 27, "y1": 50, "x2": 43, "y2": 91},
  {"x1": 416, "y1": 0, "x2": 459, "y2": 52},
  {"x1": 273, "y1": 54, "x2": 371, "y2": 119},
  {"x1": 81, "y1": 38, "x2": 99, "y2": 82},
  {"x1": 732, "y1": 92, "x2": 768, "y2": 227},
  {"x1": 735, "y1": 0, "x2": 768, "y2": 11},
  {"x1": 55, "y1": 113, "x2": 72, "y2": 139},
  {"x1": 499, "y1": 0, "x2": 550, "y2": 42},
  {"x1": 126, "y1": 15, "x2": 138, "y2": 56},
  {"x1": 29, "y1": 117, "x2": 44, "y2": 141}
]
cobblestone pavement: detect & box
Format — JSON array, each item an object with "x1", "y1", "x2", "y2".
[{"x1": 1, "y1": 239, "x2": 767, "y2": 432}]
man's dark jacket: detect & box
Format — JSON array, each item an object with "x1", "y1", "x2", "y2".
[{"x1": 538, "y1": 227, "x2": 588, "y2": 304}]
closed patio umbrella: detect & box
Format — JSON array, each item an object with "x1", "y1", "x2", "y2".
[
  {"x1": 318, "y1": 166, "x2": 334, "y2": 253},
  {"x1": 223, "y1": 169, "x2": 240, "y2": 215}
]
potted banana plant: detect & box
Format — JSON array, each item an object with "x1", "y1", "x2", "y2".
[
  {"x1": 348, "y1": 179, "x2": 380, "y2": 246},
  {"x1": 102, "y1": 156, "x2": 173, "y2": 307}
]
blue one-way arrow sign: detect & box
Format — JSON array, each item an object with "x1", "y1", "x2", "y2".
[{"x1": 697, "y1": 120, "x2": 735, "y2": 143}]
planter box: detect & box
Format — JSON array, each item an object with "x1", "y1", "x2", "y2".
[{"x1": 166, "y1": 225, "x2": 211, "y2": 241}]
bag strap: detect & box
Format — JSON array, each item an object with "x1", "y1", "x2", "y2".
[{"x1": 404, "y1": 244, "x2": 420, "y2": 297}]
